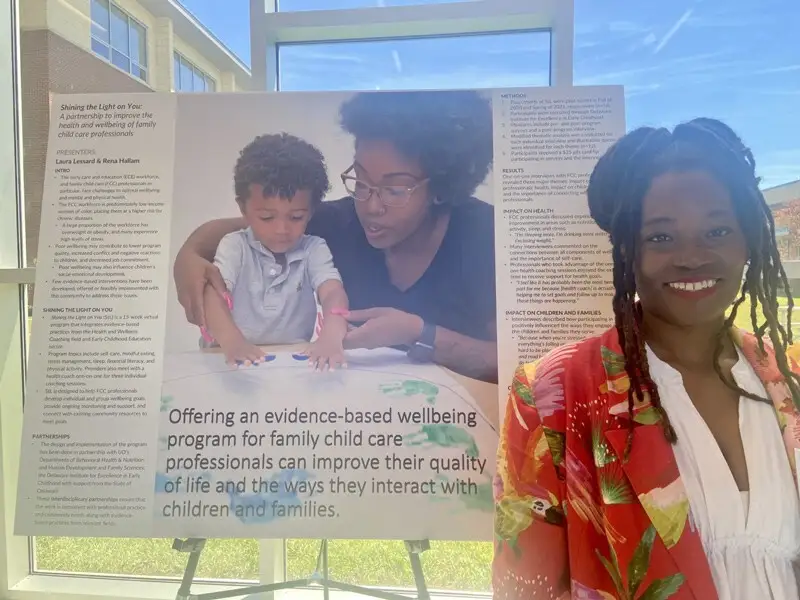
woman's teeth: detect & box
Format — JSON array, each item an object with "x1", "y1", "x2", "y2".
[{"x1": 668, "y1": 279, "x2": 718, "y2": 291}]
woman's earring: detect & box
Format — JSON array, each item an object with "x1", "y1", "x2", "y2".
[{"x1": 432, "y1": 196, "x2": 444, "y2": 206}]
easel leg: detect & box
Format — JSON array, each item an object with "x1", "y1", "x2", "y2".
[
  {"x1": 174, "y1": 538, "x2": 207, "y2": 600},
  {"x1": 322, "y1": 540, "x2": 330, "y2": 600},
  {"x1": 404, "y1": 540, "x2": 431, "y2": 600},
  {"x1": 173, "y1": 537, "x2": 432, "y2": 600}
]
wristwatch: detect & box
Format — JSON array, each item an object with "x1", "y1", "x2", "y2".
[{"x1": 407, "y1": 321, "x2": 436, "y2": 363}]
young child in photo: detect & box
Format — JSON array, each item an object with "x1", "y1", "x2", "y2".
[{"x1": 202, "y1": 133, "x2": 349, "y2": 371}]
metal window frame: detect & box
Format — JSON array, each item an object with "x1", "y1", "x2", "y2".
[
  {"x1": 249, "y1": 0, "x2": 573, "y2": 587},
  {"x1": 173, "y1": 50, "x2": 217, "y2": 92},
  {"x1": 0, "y1": 0, "x2": 574, "y2": 598},
  {"x1": 90, "y1": 0, "x2": 149, "y2": 82},
  {"x1": 274, "y1": 27, "x2": 554, "y2": 92},
  {"x1": 249, "y1": 0, "x2": 574, "y2": 91}
]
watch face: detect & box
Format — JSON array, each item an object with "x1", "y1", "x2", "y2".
[{"x1": 409, "y1": 341, "x2": 434, "y2": 362}]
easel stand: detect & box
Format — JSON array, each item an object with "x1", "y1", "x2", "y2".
[{"x1": 173, "y1": 538, "x2": 431, "y2": 600}]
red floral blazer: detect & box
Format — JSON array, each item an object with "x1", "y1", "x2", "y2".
[{"x1": 492, "y1": 326, "x2": 800, "y2": 600}]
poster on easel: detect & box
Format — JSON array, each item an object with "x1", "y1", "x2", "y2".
[{"x1": 15, "y1": 86, "x2": 625, "y2": 540}]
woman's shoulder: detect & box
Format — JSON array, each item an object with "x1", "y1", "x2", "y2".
[
  {"x1": 507, "y1": 327, "x2": 620, "y2": 435},
  {"x1": 735, "y1": 326, "x2": 800, "y2": 381},
  {"x1": 517, "y1": 327, "x2": 618, "y2": 382},
  {"x1": 445, "y1": 197, "x2": 494, "y2": 258},
  {"x1": 451, "y1": 196, "x2": 494, "y2": 227},
  {"x1": 511, "y1": 327, "x2": 619, "y2": 409}
]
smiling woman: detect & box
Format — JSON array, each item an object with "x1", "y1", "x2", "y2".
[{"x1": 493, "y1": 118, "x2": 800, "y2": 600}]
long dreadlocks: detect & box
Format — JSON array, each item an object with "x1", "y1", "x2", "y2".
[{"x1": 586, "y1": 117, "x2": 800, "y2": 453}]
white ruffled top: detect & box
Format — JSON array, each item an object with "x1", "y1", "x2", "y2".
[{"x1": 647, "y1": 346, "x2": 800, "y2": 600}]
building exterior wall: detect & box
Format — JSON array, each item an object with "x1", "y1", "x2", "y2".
[
  {"x1": 153, "y1": 16, "x2": 174, "y2": 92},
  {"x1": 19, "y1": 0, "x2": 248, "y2": 94},
  {"x1": 20, "y1": 28, "x2": 153, "y2": 268},
  {"x1": 18, "y1": 0, "x2": 250, "y2": 269},
  {"x1": 20, "y1": 0, "x2": 91, "y2": 52}
]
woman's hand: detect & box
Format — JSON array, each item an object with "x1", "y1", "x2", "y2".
[
  {"x1": 173, "y1": 249, "x2": 228, "y2": 328},
  {"x1": 343, "y1": 308, "x2": 423, "y2": 350}
]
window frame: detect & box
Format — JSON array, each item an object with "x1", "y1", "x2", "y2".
[
  {"x1": 3, "y1": 0, "x2": 574, "y2": 597},
  {"x1": 89, "y1": 0, "x2": 149, "y2": 83},
  {"x1": 251, "y1": 0, "x2": 574, "y2": 90},
  {"x1": 173, "y1": 51, "x2": 217, "y2": 92},
  {"x1": 275, "y1": 28, "x2": 553, "y2": 91}
]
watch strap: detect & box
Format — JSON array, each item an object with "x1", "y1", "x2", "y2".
[{"x1": 407, "y1": 321, "x2": 436, "y2": 362}]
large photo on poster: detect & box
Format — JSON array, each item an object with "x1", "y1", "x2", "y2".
[
  {"x1": 160, "y1": 90, "x2": 500, "y2": 540},
  {"x1": 15, "y1": 86, "x2": 625, "y2": 541}
]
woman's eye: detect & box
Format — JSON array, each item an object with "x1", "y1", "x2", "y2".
[
  {"x1": 646, "y1": 233, "x2": 671, "y2": 243},
  {"x1": 384, "y1": 186, "x2": 407, "y2": 197},
  {"x1": 708, "y1": 227, "x2": 732, "y2": 238},
  {"x1": 260, "y1": 216, "x2": 273, "y2": 222}
]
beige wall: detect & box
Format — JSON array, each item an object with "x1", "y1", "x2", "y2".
[{"x1": 20, "y1": 0, "x2": 92, "y2": 51}]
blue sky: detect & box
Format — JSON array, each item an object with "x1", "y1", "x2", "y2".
[{"x1": 179, "y1": 0, "x2": 799, "y2": 189}]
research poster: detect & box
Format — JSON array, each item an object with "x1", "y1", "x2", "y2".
[{"x1": 16, "y1": 86, "x2": 624, "y2": 540}]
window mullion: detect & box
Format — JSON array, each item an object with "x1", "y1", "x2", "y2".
[{"x1": 126, "y1": 12, "x2": 132, "y2": 63}]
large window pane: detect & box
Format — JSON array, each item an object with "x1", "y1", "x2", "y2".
[
  {"x1": 109, "y1": 5, "x2": 130, "y2": 56},
  {"x1": 173, "y1": 52, "x2": 215, "y2": 92},
  {"x1": 573, "y1": 0, "x2": 800, "y2": 189},
  {"x1": 90, "y1": 0, "x2": 110, "y2": 43},
  {"x1": 179, "y1": 57, "x2": 194, "y2": 90},
  {"x1": 24, "y1": 315, "x2": 261, "y2": 581},
  {"x1": 193, "y1": 69, "x2": 207, "y2": 91},
  {"x1": 91, "y1": 38, "x2": 111, "y2": 60},
  {"x1": 130, "y1": 20, "x2": 146, "y2": 67},
  {"x1": 34, "y1": 537, "x2": 259, "y2": 580},
  {"x1": 279, "y1": 0, "x2": 471, "y2": 11},
  {"x1": 14, "y1": 0, "x2": 798, "y2": 595},
  {"x1": 90, "y1": 2, "x2": 148, "y2": 81},
  {"x1": 111, "y1": 48, "x2": 131, "y2": 72},
  {"x1": 132, "y1": 65, "x2": 147, "y2": 82},
  {"x1": 174, "y1": 53, "x2": 181, "y2": 90},
  {"x1": 278, "y1": 31, "x2": 551, "y2": 91},
  {"x1": 286, "y1": 539, "x2": 492, "y2": 591},
  {"x1": 18, "y1": 0, "x2": 260, "y2": 585}
]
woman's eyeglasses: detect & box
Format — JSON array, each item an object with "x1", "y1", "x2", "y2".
[{"x1": 341, "y1": 165, "x2": 428, "y2": 208}]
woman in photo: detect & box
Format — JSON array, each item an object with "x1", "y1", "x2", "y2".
[
  {"x1": 493, "y1": 118, "x2": 800, "y2": 599},
  {"x1": 173, "y1": 90, "x2": 497, "y2": 383}
]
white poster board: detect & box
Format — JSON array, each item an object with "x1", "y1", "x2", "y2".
[{"x1": 16, "y1": 86, "x2": 624, "y2": 540}]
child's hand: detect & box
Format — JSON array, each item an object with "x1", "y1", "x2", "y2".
[
  {"x1": 220, "y1": 339, "x2": 267, "y2": 367},
  {"x1": 306, "y1": 336, "x2": 346, "y2": 372}
]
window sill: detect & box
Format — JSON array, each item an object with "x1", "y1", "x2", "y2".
[
  {"x1": 9, "y1": 573, "x2": 238, "y2": 600},
  {"x1": 8, "y1": 574, "x2": 491, "y2": 600}
]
